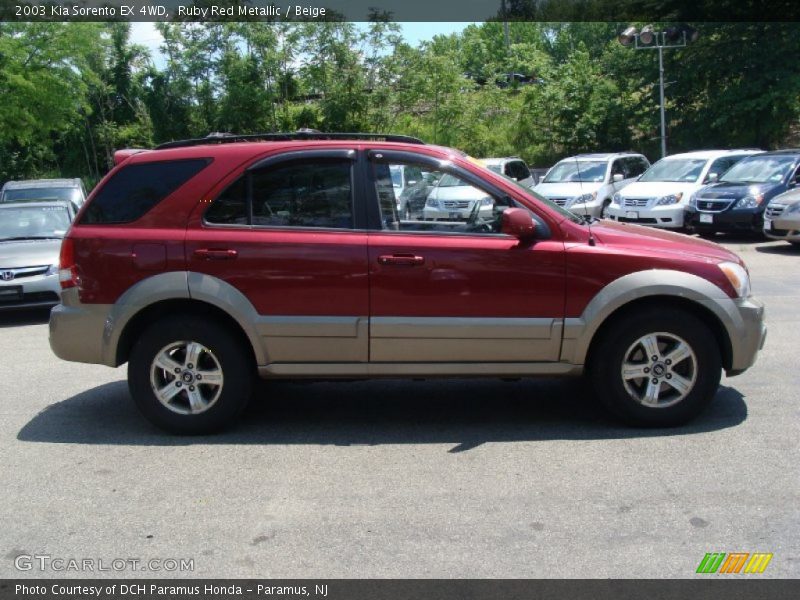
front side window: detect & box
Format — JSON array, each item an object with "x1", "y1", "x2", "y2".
[
  {"x1": 506, "y1": 161, "x2": 531, "y2": 181},
  {"x1": 82, "y1": 159, "x2": 210, "y2": 224},
  {"x1": 205, "y1": 158, "x2": 354, "y2": 229},
  {"x1": 373, "y1": 161, "x2": 514, "y2": 235}
]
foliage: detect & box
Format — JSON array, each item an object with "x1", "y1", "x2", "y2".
[{"x1": 0, "y1": 21, "x2": 798, "y2": 185}]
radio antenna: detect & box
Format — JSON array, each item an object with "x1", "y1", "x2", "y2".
[{"x1": 574, "y1": 155, "x2": 596, "y2": 246}]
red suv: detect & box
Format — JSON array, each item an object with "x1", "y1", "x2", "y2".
[{"x1": 49, "y1": 133, "x2": 766, "y2": 433}]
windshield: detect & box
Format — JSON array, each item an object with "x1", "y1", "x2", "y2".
[
  {"x1": 2, "y1": 187, "x2": 81, "y2": 203},
  {"x1": 543, "y1": 161, "x2": 606, "y2": 183},
  {"x1": 438, "y1": 173, "x2": 469, "y2": 188},
  {"x1": 720, "y1": 156, "x2": 796, "y2": 184},
  {"x1": 639, "y1": 158, "x2": 707, "y2": 183},
  {"x1": 0, "y1": 205, "x2": 71, "y2": 240}
]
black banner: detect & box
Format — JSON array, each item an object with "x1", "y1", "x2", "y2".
[
  {"x1": 2, "y1": 0, "x2": 800, "y2": 22},
  {"x1": 2, "y1": 580, "x2": 800, "y2": 600}
]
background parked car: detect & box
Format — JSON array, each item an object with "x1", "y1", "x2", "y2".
[
  {"x1": 481, "y1": 157, "x2": 535, "y2": 187},
  {"x1": 423, "y1": 173, "x2": 495, "y2": 221},
  {"x1": 607, "y1": 150, "x2": 760, "y2": 229},
  {"x1": 0, "y1": 201, "x2": 76, "y2": 310},
  {"x1": 0, "y1": 178, "x2": 86, "y2": 212},
  {"x1": 534, "y1": 152, "x2": 650, "y2": 218},
  {"x1": 763, "y1": 188, "x2": 800, "y2": 245},
  {"x1": 686, "y1": 150, "x2": 800, "y2": 236}
]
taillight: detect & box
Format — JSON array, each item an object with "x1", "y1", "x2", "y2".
[{"x1": 58, "y1": 237, "x2": 78, "y2": 289}]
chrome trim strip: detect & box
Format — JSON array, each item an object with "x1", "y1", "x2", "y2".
[{"x1": 371, "y1": 317, "x2": 556, "y2": 339}]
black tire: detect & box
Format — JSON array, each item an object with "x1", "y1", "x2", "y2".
[
  {"x1": 588, "y1": 308, "x2": 722, "y2": 427},
  {"x1": 128, "y1": 316, "x2": 253, "y2": 434},
  {"x1": 698, "y1": 230, "x2": 717, "y2": 239}
]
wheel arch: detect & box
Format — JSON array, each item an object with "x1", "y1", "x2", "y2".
[{"x1": 562, "y1": 269, "x2": 740, "y2": 372}]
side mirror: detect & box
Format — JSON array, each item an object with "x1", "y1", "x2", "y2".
[
  {"x1": 612, "y1": 173, "x2": 624, "y2": 183},
  {"x1": 707, "y1": 172, "x2": 719, "y2": 183},
  {"x1": 501, "y1": 207, "x2": 536, "y2": 242}
]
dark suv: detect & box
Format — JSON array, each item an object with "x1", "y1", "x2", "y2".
[
  {"x1": 686, "y1": 150, "x2": 800, "y2": 235},
  {"x1": 49, "y1": 132, "x2": 765, "y2": 434}
]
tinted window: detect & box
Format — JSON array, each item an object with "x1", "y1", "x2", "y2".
[
  {"x1": 82, "y1": 159, "x2": 209, "y2": 224},
  {"x1": 623, "y1": 157, "x2": 649, "y2": 177},
  {"x1": 506, "y1": 161, "x2": 531, "y2": 181},
  {"x1": 251, "y1": 159, "x2": 353, "y2": 229},
  {"x1": 205, "y1": 177, "x2": 248, "y2": 225}
]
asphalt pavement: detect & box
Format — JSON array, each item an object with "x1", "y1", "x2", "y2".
[{"x1": 1, "y1": 235, "x2": 798, "y2": 578}]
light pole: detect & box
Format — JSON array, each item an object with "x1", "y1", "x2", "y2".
[{"x1": 618, "y1": 25, "x2": 699, "y2": 158}]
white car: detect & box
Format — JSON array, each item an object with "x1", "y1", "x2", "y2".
[
  {"x1": 606, "y1": 150, "x2": 762, "y2": 229},
  {"x1": 422, "y1": 173, "x2": 494, "y2": 221},
  {"x1": 533, "y1": 153, "x2": 650, "y2": 218}
]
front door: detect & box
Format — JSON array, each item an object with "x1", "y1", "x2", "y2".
[{"x1": 365, "y1": 151, "x2": 566, "y2": 364}]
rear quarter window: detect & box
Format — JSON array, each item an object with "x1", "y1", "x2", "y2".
[{"x1": 81, "y1": 158, "x2": 210, "y2": 224}]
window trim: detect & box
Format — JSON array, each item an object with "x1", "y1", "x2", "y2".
[
  {"x1": 364, "y1": 150, "x2": 551, "y2": 239},
  {"x1": 203, "y1": 149, "x2": 361, "y2": 231}
]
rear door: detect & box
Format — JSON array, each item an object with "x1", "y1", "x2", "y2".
[{"x1": 186, "y1": 149, "x2": 370, "y2": 364}]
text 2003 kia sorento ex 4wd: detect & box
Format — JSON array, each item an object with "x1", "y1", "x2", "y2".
[{"x1": 49, "y1": 132, "x2": 766, "y2": 434}]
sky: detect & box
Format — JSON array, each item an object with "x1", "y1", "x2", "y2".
[{"x1": 129, "y1": 22, "x2": 473, "y2": 68}]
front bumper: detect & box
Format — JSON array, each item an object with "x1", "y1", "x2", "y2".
[
  {"x1": 686, "y1": 207, "x2": 764, "y2": 233},
  {"x1": 764, "y1": 213, "x2": 800, "y2": 242},
  {"x1": 0, "y1": 273, "x2": 61, "y2": 311},
  {"x1": 606, "y1": 203, "x2": 686, "y2": 228},
  {"x1": 727, "y1": 295, "x2": 767, "y2": 376}
]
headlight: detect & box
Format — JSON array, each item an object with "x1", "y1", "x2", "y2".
[
  {"x1": 425, "y1": 197, "x2": 438, "y2": 208},
  {"x1": 612, "y1": 192, "x2": 621, "y2": 205},
  {"x1": 785, "y1": 202, "x2": 800, "y2": 214},
  {"x1": 734, "y1": 194, "x2": 764, "y2": 209},
  {"x1": 655, "y1": 192, "x2": 683, "y2": 206},
  {"x1": 718, "y1": 261, "x2": 751, "y2": 298},
  {"x1": 569, "y1": 191, "x2": 597, "y2": 207},
  {"x1": 688, "y1": 193, "x2": 698, "y2": 207},
  {"x1": 480, "y1": 197, "x2": 493, "y2": 206},
  {"x1": 46, "y1": 264, "x2": 59, "y2": 276}
]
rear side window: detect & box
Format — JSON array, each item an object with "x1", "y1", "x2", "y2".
[{"x1": 81, "y1": 159, "x2": 210, "y2": 224}]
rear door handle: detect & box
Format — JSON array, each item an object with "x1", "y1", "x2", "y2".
[
  {"x1": 193, "y1": 248, "x2": 238, "y2": 260},
  {"x1": 378, "y1": 254, "x2": 425, "y2": 266}
]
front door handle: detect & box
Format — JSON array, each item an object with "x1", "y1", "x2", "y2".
[
  {"x1": 193, "y1": 248, "x2": 238, "y2": 260},
  {"x1": 378, "y1": 254, "x2": 425, "y2": 266}
]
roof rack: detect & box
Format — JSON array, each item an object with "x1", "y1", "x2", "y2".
[{"x1": 155, "y1": 130, "x2": 425, "y2": 150}]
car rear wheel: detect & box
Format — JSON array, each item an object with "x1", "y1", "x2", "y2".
[
  {"x1": 128, "y1": 316, "x2": 253, "y2": 434},
  {"x1": 589, "y1": 308, "x2": 721, "y2": 427}
]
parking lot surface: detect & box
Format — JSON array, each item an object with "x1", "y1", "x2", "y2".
[{"x1": 1, "y1": 236, "x2": 798, "y2": 578}]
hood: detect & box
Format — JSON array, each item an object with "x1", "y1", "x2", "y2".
[
  {"x1": 0, "y1": 239, "x2": 61, "y2": 269},
  {"x1": 697, "y1": 181, "x2": 784, "y2": 200},
  {"x1": 534, "y1": 181, "x2": 603, "y2": 199},
  {"x1": 429, "y1": 185, "x2": 488, "y2": 201},
  {"x1": 590, "y1": 220, "x2": 739, "y2": 263},
  {"x1": 617, "y1": 180, "x2": 702, "y2": 202},
  {"x1": 769, "y1": 187, "x2": 800, "y2": 206}
]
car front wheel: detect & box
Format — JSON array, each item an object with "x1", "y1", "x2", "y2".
[
  {"x1": 589, "y1": 308, "x2": 722, "y2": 427},
  {"x1": 128, "y1": 316, "x2": 253, "y2": 434}
]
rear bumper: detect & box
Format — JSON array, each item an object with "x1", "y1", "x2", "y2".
[
  {"x1": 49, "y1": 288, "x2": 114, "y2": 366},
  {"x1": 686, "y1": 207, "x2": 764, "y2": 233}
]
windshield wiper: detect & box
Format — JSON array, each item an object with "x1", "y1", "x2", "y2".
[{"x1": 0, "y1": 236, "x2": 62, "y2": 242}]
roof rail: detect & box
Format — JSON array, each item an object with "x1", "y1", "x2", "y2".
[{"x1": 155, "y1": 130, "x2": 425, "y2": 150}]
